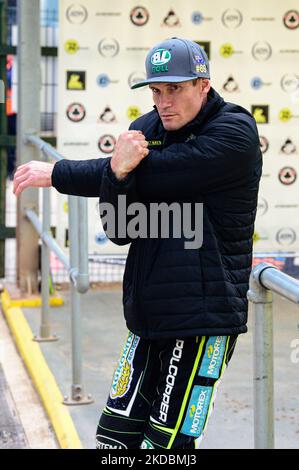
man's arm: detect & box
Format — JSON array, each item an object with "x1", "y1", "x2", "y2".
[
  {"x1": 52, "y1": 157, "x2": 110, "y2": 196},
  {"x1": 13, "y1": 157, "x2": 110, "y2": 197}
]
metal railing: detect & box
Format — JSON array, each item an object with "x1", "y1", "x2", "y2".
[
  {"x1": 248, "y1": 262, "x2": 299, "y2": 449},
  {"x1": 24, "y1": 133, "x2": 93, "y2": 405}
]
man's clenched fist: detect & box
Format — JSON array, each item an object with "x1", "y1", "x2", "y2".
[{"x1": 111, "y1": 130, "x2": 149, "y2": 180}]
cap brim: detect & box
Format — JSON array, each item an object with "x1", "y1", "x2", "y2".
[{"x1": 131, "y1": 76, "x2": 199, "y2": 89}]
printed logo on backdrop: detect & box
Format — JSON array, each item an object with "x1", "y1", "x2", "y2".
[
  {"x1": 66, "y1": 103, "x2": 86, "y2": 122},
  {"x1": 126, "y1": 46, "x2": 150, "y2": 52},
  {"x1": 95, "y1": 11, "x2": 121, "y2": 17},
  {"x1": 162, "y1": 9, "x2": 181, "y2": 27},
  {"x1": 252, "y1": 105, "x2": 269, "y2": 124},
  {"x1": 98, "y1": 38, "x2": 120, "y2": 57},
  {"x1": 64, "y1": 39, "x2": 79, "y2": 54},
  {"x1": 283, "y1": 10, "x2": 299, "y2": 30},
  {"x1": 220, "y1": 43, "x2": 243, "y2": 58},
  {"x1": 195, "y1": 41, "x2": 210, "y2": 59},
  {"x1": 251, "y1": 15, "x2": 275, "y2": 22},
  {"x1": 191, "y1": 12, "x2": 213, "y2": 25},
  {"x1": 128, "y1": 72, "x2": 146, "y2": 89},
  {"x1": 222, "y1": 75, "x2": 239, "y2": 93},
  {"x1": 127, "y1": 106, "x2": 142, "y2": 121},
  {"x1": 66, "y1": 4, "x2": 88, "y2": 24},
  {"x1": 253, "y1": 230, "x2": 270, "y2": 244},
  {"x1": 280, "y1": 74, "x2": 299, "y2": 93},
  {"x1": 257, "y1": 197, "x2": 269, "y2": 216},
  {"x1": 98, "y1": 106, "x2": 116, "y2": 123},
  {"x1": 64, "y1": 39, "x2": 89, "y2": 54},
  {"x1": 278, "y1": 167, "x2": 297, "y2": 185},
  {"x1": 221, "y1": 9, "x2": 243, "y2": 29},
  {"x1": 66, "y1": 71, "x2": 86, "y2": 90},
  {"x1": 130, "y1": 6, "x2": 149, "y2": 26},
  {"x1": 279, "y1": 108, "x2": 293, "y2": 122},
  {"x1": 275, "y1": 203, "x2": 299, "y2": 209},
  {"x1": 191, "y1": 12, "x2": 203, "y2": 25},
  {"x1": 251, "y1": 77, "x2": 272, "y2": 90},
  {"x1": 280, "y1": 138, "x2": 297, "y2": 155},
  {"x1": 98, "y1": 135, "x2": 116, "y2": 154},
  {"x1": 276, "y1": 228, "x2": 297, "y2": 247},
  {"x1": 63, "y1": 141, "x2": 89, "y2": 147},
  {"x1": 96, "y1": 74, "x2": 119, "y2": 88},
  {"x1": 252, "y1": 42, "x2": 272, "y2": 61},
  {"x1": 259, "y1": 136, "x2": 269, "y2": 154},
  {"x1": 95, "y1": 232, "x2": 108, "y2": 245}
]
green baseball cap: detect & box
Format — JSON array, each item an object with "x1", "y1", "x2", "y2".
[{"x1": 131, "y1": 37, "x2": 210, "y2": 89}]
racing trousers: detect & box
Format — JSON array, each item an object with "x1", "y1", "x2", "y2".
[{"x1": 96, "y1": 331, "x2": 238, "y2": 449}]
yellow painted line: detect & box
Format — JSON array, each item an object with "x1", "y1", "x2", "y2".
[
  {"x1": 10, "y1": 296, "x2": 63, "y2": 308},
  {"x1": 0, "y1": 289, "x2": 82, "y2": 449}
]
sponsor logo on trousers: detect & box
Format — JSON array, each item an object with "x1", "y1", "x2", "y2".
[
  {"x1": 190, "y1": 390, "x2": 208, "y2": 434},
  {"x1": 181, "y1": 385, "x2": 213, "y2": 437},
  {"x1": 96, "y1": 435, "x2": 127, "y2": 449},
  {"x1": 199, "y1": 336, "x2": 227, "y2": 378},
  {"x1": 207, "y1": 336, "x2": 222, "y2": 375},
  {"x1": 159, "y1": 340, "x2": 184, "y2": 423}
]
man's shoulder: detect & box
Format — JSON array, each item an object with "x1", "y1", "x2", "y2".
[
  {"x1": 220, "y1": 100, "x2": 256, "y2": 128},
  {"x1": 207, "y1": 98, "x2": 259, "y2": 144}
]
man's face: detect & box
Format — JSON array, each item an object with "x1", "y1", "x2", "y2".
[{"x1": 149, "y1": 79, "x2": 210, "y2": 131}]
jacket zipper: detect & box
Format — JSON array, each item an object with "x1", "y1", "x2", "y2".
[{"x1": 133, "y1": 131, "x2": 166, "y2": 296}]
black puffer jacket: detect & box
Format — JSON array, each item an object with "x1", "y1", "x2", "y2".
[{"x1": 52, "y1": 88, "x2": 262, "y2": 339}]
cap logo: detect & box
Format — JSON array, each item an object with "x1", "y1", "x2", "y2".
[
  {"x1": 150, "y1": 48, "x2": 171, "y2": 66},
  {"x1": 194, "y1": 55, "x2": 205, "y2": 64},
  {"x1": 196, "y1": 64, "x2": 207, "y2": 73}
]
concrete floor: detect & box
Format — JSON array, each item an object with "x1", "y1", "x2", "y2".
[{"x1": 17, "y1": 287, "x2": 299, "y2": 449}]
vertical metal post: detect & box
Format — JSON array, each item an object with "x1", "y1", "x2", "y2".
[
  {"x1": 77, "y1": 197, "x2": 89, "y2": 293},
  {"x1": 0, "y1": 0, "x2": 8, "y2": 278},
  {"x1": 16, "y1": 0, "x2": 41, "y2": 292},
  {"x1": 248, "y1": 267, "x2": 275, "y2": 449},
  {"x1": 34, "y1": 186, "x2": 58, "y2": 342},
  {"x1": 63, "y1": 195, "x2": 93, "y2": 405}
]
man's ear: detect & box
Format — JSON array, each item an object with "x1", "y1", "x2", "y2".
[{"x1": 201, "y1": 79, "x2": 211, "y2": 94}]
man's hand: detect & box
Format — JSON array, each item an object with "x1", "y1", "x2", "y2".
[
  {"x1": 111, "y1": 131, "x2": 149, "y2": 180},
  {"x1": 13, "y1": 161, "x2": 55, "y2": 196}
]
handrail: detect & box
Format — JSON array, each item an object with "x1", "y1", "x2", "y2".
[
  {"x1": 252, "y1": 262, "x2": 299, "y2": 304},
  {"x1": 25, "y1": 133, "x2": 63, "y2": 161},
  {"x1": 25, "y1": 208, "x2": 70, "y2": 271},
  {"x1": 247, "y1": 263, "x2": 299, "y2": 449},
  {"x1": 23, "y1": 133, "x2": 93, "y2": 405}
]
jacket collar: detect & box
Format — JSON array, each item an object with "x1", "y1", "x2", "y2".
[{"x1": 154, "y1": 87, "x2": 225, "y2": 142}]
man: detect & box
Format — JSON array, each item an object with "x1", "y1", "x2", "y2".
[{"x1": 14, "y1": 38, "x2": 262, "y2": 449}]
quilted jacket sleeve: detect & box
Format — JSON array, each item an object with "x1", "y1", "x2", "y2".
[{"x1": 51, "y1": 157, "x2": 110, "y2": 197}]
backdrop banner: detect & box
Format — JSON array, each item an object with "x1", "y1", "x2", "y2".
[{"x1": 57, "y1": 0, "x2": 299, "y2": 258}]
